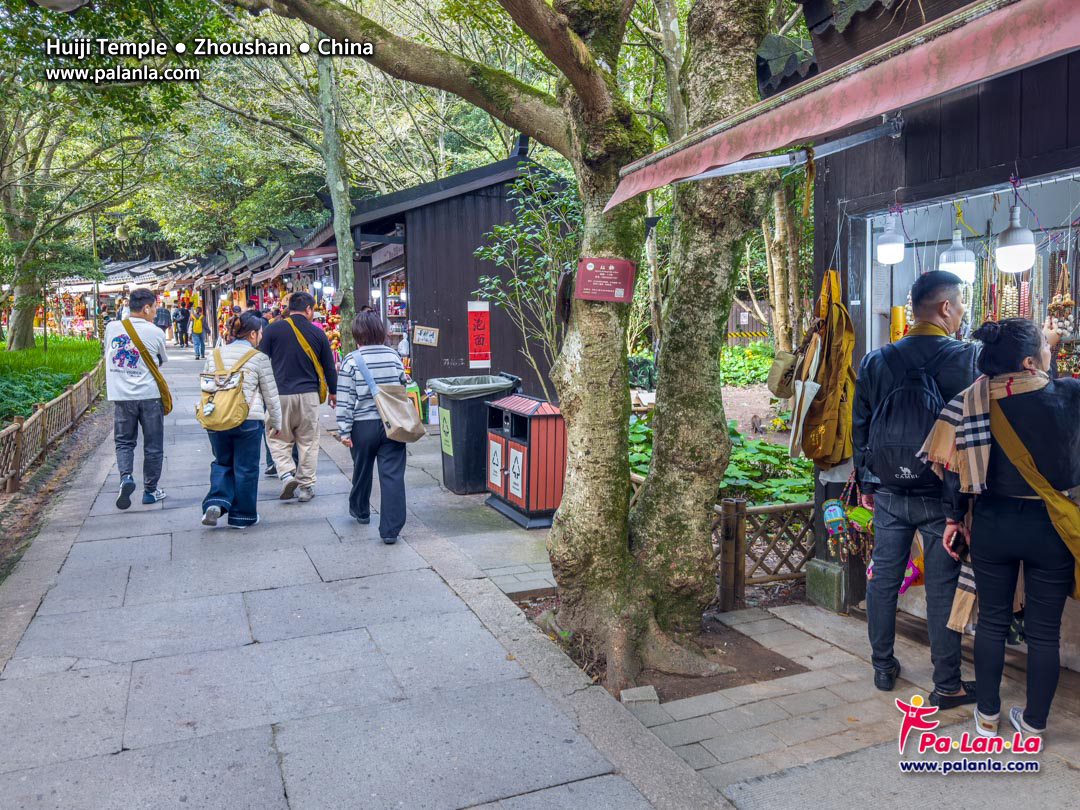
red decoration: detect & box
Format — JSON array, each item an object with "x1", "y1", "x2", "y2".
[
  {"x1": 574, "y1": 258, "x2": 636, "y2": 303},
  {"x1": 467, "y1": 301, "x2": 491, "y2": 369}
]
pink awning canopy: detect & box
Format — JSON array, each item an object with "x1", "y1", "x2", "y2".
[{"x1": 606, "y1": 0, "x2": 1080, "y2": 211}]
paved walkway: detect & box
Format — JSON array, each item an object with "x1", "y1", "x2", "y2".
[{"x1": 0, "y1": 349, "x2": 717, "y2": 810}]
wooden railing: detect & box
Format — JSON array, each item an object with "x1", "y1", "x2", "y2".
[
  {"x1": 630, "y1": 472, "x2": 815, "y2": 610},
  {"x1": 1, "y1": 359, "x2": 106, "y2": 493}
]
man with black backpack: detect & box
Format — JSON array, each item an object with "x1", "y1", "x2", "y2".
[{"x1": 853, "y1": 271, "x2": 978, "y2": 707}]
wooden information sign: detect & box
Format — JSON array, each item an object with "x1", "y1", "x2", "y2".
[{"x1": 573, "y1": 258, "x2": 636, "y2": 303}]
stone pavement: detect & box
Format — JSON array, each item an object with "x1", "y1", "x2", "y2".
[
  {"x1": 0, "y1": 348, "x2": 719, "y2": 810},
  {"x1": 631, "y1": 606, "x2": 1080, "y2": 808}
]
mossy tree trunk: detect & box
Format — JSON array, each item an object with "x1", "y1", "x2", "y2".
[{"x1": 629, "y1": 0, "x2": 770, "y2": 636}]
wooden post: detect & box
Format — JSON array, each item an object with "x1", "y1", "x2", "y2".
[
  {"x1": 36, "y1": 403, "x2": 46, "y2": 452},
  {"x1": 719, "y1": 498, "x2": 738, "y2": 611},
  {"x1": 734, "y1": 498, "x2": 748, "y2": 600},
  {"x1": 8, "y1": 416, "x2": 24, "y2": 493},
  {"x1": 65, "y1": 385, "x2": 75, "y2": 432}
]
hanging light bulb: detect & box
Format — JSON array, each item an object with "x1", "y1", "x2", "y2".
[
  {"x1": 995, "y1": 205, "x2": 1035, "y2": 273},
  {"x1": 876, "y1": 215, "x2": 905, "y2": 265},
  {"x1": 938, "y1": 228, "x2": 977, "y2": 283}
]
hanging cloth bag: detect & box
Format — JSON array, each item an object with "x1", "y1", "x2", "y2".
[
  {"x1": 990, "y1": 401, "x2": 1080, "y2": 599},
  {"x1": 353, "y1": 352, "x2": 426, "y2": 443},
  {"x1": 122, "y1": 319, "x2": 173, "y2": 415},
  {"x1": 196, "y1": 348, "x2": 260, "y2": 431},
  {"x1": 286, "y1": 317, "x2": 328, "y2": 404}
]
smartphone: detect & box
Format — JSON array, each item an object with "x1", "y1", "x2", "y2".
[{"x1": 949, "y1": 532, "x2": 969, "y2": 558}]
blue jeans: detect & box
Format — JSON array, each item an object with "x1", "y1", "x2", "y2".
[
  {"x1": 866, "y1": 490, "x2": 962, "y2": 693},
  {"x1": 192, "y1": 332, "x2": 205, "y2": 358},
  {"x1": 203, "y1": 420, "x2": 264, "y2": 526}
]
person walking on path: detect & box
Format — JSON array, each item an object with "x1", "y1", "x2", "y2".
[
  {"x1": 852, "y1": 271, "x2": 978, "y2": 706},
  {"x1": 922, "y1": 318, "x2": 1075, "y2": 741},
  {"x1": 336, "y1": 311, "x2": 408, "y2": 544},
  {"x1": 200, "y1": 311, "x2": 282, "y2": 529},
  {"x1": 104, "y1": 287, "x2": 170, "y2": 509},
  {"x1": 259, "y1": 291, "x2": 337, "y2": 502},
  {"x1": 191, "y1": 306, "x2": 206, "y2": 360},
  {"x1": 177, "y1": 302, "x2": 191, "y2": 348},
  {"x1": 152, "y1": 300, "x2": 171, "y2": 339}
]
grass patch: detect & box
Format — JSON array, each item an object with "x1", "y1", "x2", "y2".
[{"x1": 0, "y1": 337, "x2": 102, "y2": 424}]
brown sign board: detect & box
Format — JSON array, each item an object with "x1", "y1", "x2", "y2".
[{"x1": 574, "y1": 258, "x2": 636, "y2": 303}]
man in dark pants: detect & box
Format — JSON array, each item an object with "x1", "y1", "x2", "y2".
[
  {"x1": 853, "y1": 271, "x2": 978, "y2": 707},
  {"x1": 103, "y1": 287, "x2": 169, "y2": 508}
]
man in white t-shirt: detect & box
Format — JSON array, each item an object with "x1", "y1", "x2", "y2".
[{"x1": 103, "y1": 287, "x2": 169, "y2": 509}]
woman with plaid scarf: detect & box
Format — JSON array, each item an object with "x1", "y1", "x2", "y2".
[{"x1": 920, "y1": 317, "x2": 1078, "y2": 743}]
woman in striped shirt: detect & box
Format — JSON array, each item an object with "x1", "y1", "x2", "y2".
[{"x1": 336, "y1": 311, "x2": 408, "y2": 544}]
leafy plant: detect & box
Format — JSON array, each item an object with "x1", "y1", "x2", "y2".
[
  {"x1": 627, "y1": 415, "x2": 813, "y2": 504},
  {"x1": 0, "y1": 337, "x2": 102, "y2": 424},
  {"x1": 719, "y1": 341, "x2": 775, "y2": 387}
]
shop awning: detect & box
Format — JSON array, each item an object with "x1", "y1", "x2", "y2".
[{"x1": 606, "y1": 0, "x2": 1080, "y2": 211}]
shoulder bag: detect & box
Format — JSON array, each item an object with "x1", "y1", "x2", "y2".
[
  {"x1": 353, "y1": 352, "x2": 426, "y2": 443},
  {"x1": 197, "y1": 348, "x2": 260, "y2": 431},
  {"x1": 122, "y1": 319, "x2": 173, "y2": 415},
  {"x1": 285, "y1": 317, "x2": 328, "y2": 403}
]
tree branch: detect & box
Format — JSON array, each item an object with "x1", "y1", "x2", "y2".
[
  {"x1": 197, "y1": 89, "x2": 323, "y2": 155},
  {"x1": 227, "y1": 0, "x2": 571, "y2": 157}
]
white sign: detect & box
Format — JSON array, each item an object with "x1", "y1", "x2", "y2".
[
  {"x1": 489, "y1": 439, "x2": 502, "y2": 487},
  {"x1": 508, "y1": 447, "x2": 524, "y2": 498},
  {"x1": 738, "y1": 310, "x2": 750, "y2": 325},
  {"x1": 413, "y1": 325, "x2": 439, "y2": 347}
]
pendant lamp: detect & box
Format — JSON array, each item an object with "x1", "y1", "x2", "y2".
[
  {"x1": 938, "y1": 228, "x2": 977, "y2": 283},
  {"x1": 995, "y1": 205, "x2": 1035, "y2": 273},
  {"x1": 876, "y1": 215, "x2": 905, "y2": 265}
]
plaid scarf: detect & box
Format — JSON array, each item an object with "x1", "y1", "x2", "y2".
[{"x1": 918, "y1": 369, "x2": 1050, "y2": 493}]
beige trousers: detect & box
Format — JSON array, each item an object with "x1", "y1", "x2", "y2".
[{"x1": 268, "y1": 391, "x2": 321, "y2": 487}]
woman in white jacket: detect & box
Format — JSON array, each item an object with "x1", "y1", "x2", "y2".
[{"x1": 201, "y1": 311, "x2": 283, "y2": 528}]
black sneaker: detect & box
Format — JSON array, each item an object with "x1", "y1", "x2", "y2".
[
  {"x1": 264, "y1": 464, "x2": 278, "y2": 477},
  {"x1": 382, "y1": 536, "x2": 398, "y2": 545},
  {"x1": 116, "y1": 475, "x2": 136, "y2": 510},
  {"x1": 874, "y1": 661, "x2": 902, "y2": 691},
  {"x1": 350, "y1": 512, "x2": 370, "y2": 524},
  {"x1": 929, "y1": 680, "x2": 977, "y2": 709}
]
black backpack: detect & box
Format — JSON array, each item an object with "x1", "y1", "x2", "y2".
[{"x1": 867, "y1": 343, "x2": 949, "y2": 490}]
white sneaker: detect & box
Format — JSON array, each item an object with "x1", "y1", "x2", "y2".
[
  {"x1": 297, "y1": 486, "x2": 314, "y2": 502},
  {"x1": 202, "y1": 505, "x2": 222, "y2": 527},
  {"x1": 231, "y1": 515, "x2": 260, "y2": 529},
  {"x1": 974, "y1": 707, "x2": 999, "y2": 737},
  {"x1": 142, "y1": 488, "x2": 167, "y2": 504},
  {"x1": 279, "y1": 474, "x2": 299, "y2": 500}
]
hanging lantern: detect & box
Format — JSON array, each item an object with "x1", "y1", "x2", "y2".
[
  {"x1": 876, "y1": 215, "x2": 905, "y2": 265},
  {"x1": 938, "y1": 228, "x2": 977, "y2": 283},
  {"x1": 115, "y1": 223, "x2": 130, "y2": 241},
  {"x1": 995, "y1": 205, "x2": 1035, "y2": 273}
]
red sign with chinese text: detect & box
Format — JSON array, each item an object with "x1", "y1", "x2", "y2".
[
  {"x1": 574, "y1": 258, "x2": 636, "y2": 303},
  {"x1": 467, "y1": 301, "x2": 491, "y2": 369}
]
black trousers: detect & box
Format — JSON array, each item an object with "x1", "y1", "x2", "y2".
[
  {"x1": 972, "y1": 494, "x2": 1075, "y2": 729},
  {"x1": 349, "y1": 420, "x2": 407, "y2": 539}
]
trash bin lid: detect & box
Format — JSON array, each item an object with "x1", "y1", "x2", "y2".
[{"x1": 426, "y1": 375, "x2": 517, "y2": 400}]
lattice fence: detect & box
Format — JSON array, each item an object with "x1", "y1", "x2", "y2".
[
  {"x1": 630, "y1": 473, "x2": 815, "y2": 611},
  {"x1": 2, "y1": 358, "x2": 105, "y2": 492}
]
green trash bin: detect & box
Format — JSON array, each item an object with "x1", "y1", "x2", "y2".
[{"x1": 428, "y1": 374, "x2": 521, "y2": 494}]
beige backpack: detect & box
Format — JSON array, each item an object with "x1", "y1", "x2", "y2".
[{"x1": 197, "y1": 348, "x2": 259, "y2": 431}]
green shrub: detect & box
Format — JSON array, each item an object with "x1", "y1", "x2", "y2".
[
  {"x1": 628, "y1": 415, "x2": 813, "y2": 505},
  {"x1": 719, "y1": 341, "x2": 774, "y2": 387},
  {"x1": 0, "y1": 338, "x2": 102, "y2": 424}
]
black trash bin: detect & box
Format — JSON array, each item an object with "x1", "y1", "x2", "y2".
[{"x1": 428, "y1": 373, "x2": 521, "y2": 494}]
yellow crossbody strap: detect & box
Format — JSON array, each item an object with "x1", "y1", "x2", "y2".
[
  {"x1": 122, "y1": 319, "x2": 173, "y2": 415},
  {"x1": 990, "y1": 401, "x2": 1080, "y2": 599},
  {"x1": 286, "y1": 317, "x2": 328, "y2": 403}
]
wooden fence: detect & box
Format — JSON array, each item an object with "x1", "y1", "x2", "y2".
[
  {"x1": 0, "y1": 359, "x2": 106, "y2": 493},
  {"x1": 727, "y1": 303, "x2": 772, "y2": 346},
  {"x1": 630, "y1": 473, "x2": 815, "y2": 610}
]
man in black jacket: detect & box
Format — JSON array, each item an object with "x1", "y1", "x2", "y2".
[
  {"x1": 853, "y1": 271, "x2": 978, "y2": 706},
  {"x1": 260, "y1": 291, "x2": 338, "y2": 502}
]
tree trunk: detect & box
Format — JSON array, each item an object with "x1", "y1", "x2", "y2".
[
  {"x1": 767, "y1": 187, "x2": 793, "y2": 353},
  {"x1": 6, "y1": 278, "x2": 39, "y2": 351},
  {"x1": 316, "y1": 48, "x2": 356, "y2": 354},
  {"x1": 778, "y1": 185, "x2": 804, "y2": 339},
  {"x1": 645, "y1": 193, "x2": 663, "y2": 354},
  {"x1": 628, "y1": 0, "x2": 770, "y2": 635}
]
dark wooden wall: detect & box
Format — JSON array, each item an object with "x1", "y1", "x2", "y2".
[
  {"x1": 810, "y1": 51, "x2": 1080, "y2": 603},
  {"x1": 814, "y1": 51, "x2": 1080, "y2": 364},
  {"x1": 406, "y1": 184, "x2": 552, "y2": 398}
]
